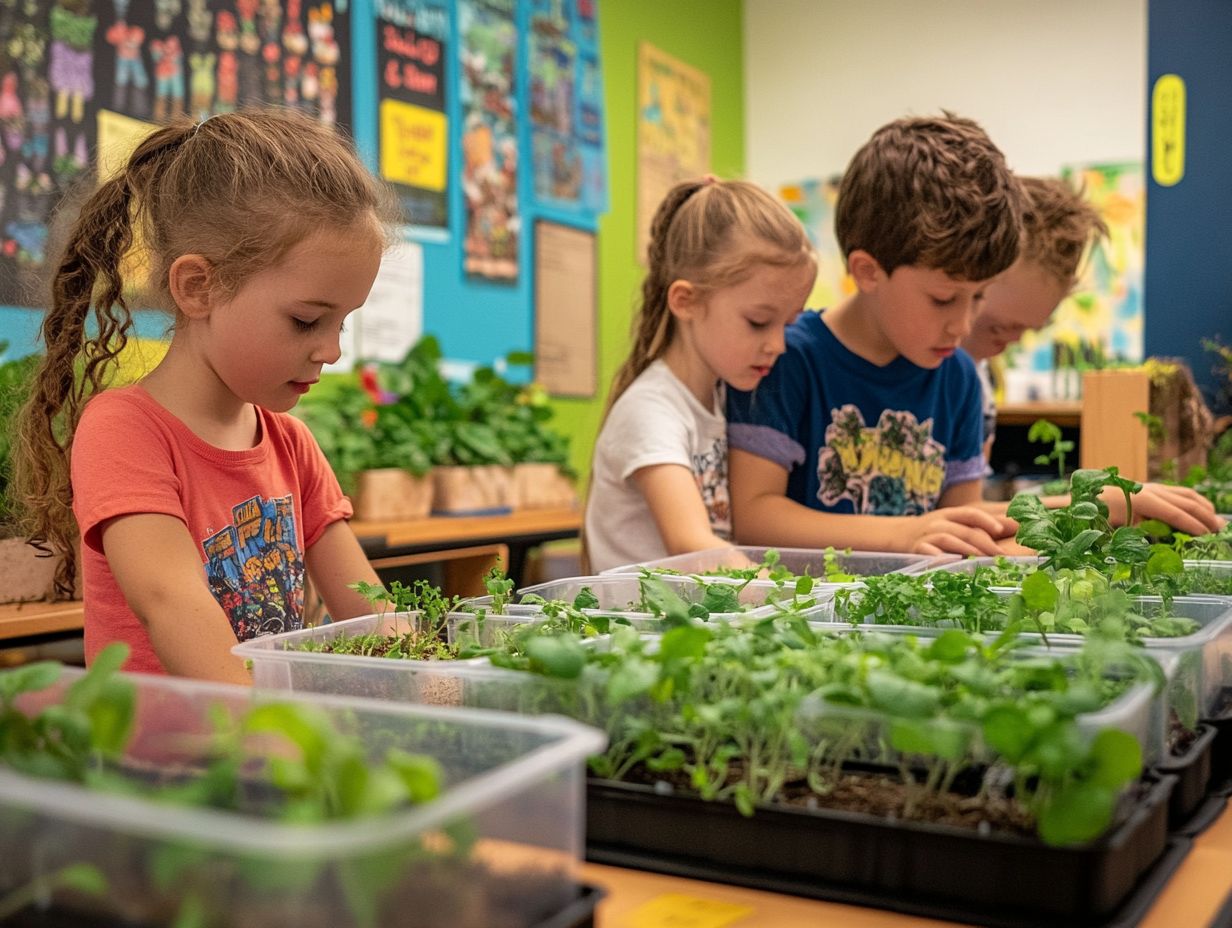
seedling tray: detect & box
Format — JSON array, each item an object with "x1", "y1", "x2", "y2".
[
  {"x1": 1207, "y1": 688, "x2": 1232, "y2": 788},
  {"x1": 1155, "y1": 723, "x2": 1217, "y2": 830},
  {"x1": 585, "y1": 774, "x2": 1179, "y2": 928}
]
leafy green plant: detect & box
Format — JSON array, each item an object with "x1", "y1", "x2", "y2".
[
  {"x1": 295, "y1": 579, "x2": 474, "y2": 660},
  {"x1": 0, "y1": 344, "x2": 42, "y2": 532},
  {"x1": 1028, "y1": 418, "x2": 1074, "y2": 496},
  {"x1": 0, "y1": 642, "x2": 456, "y2": 927},
  {"x1": 490, "y1": 615, "x2": 1150, "y2": 846}
]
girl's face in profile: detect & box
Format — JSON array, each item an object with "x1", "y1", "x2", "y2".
[
  {"x1": 200, "y1": 223, "x2": 382, "y2": 412},
  {"x1": 963, "y1": 258, "x2": 1071, "y2": 362},
  {"x1": 687, "y1": 259, "x2": 816, "y2": 392}
]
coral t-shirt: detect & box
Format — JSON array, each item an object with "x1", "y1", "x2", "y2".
[{"x1": 71, "y1": 386, "x2": 352, "y2": 673}]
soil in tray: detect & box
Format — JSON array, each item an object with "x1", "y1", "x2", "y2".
[
  {"x1": 4, "y1": 864, "x2": 587, "y2": 928},
  {"x1": 622, "y1": 762, "x2": 1054, "y2": 839}
]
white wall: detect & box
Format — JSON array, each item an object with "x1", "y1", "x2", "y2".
[{"x1": 744, "y1": 0, "x2": 1146, "y2": 187}]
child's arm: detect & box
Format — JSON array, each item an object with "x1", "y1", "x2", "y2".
[
  {"x1": 984, "y1": 482, "x2": 1223, "y2": 535},
  {"x1": 304, "y1": 520, "x2": 382, "y2": 621},
  {"x1": 632, "y1": 463, "x2": 733, "y2": 555},
  {"x1": 101, "y1": 513, "x2": 251, "y2": 684},
  {"x1": 730, "y1": 449, "x2": 1015, "y2": 556}
]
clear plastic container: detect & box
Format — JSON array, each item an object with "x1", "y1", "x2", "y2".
[
  {"x1": 1, "y1": 668, "x2": 605, "y2": 927},
  {"x1": 813, "y1": 590, "x2": 1232, "y2": 740},
  {"x1": 233, "y1": 610, "x2": 490, "y2": 704},
  {"x1": 603, "y1": 545, "x2": 943, "y2": 578},
  {"x1": 931, "y1": 556, "x2": 1232, "y2": 597}
]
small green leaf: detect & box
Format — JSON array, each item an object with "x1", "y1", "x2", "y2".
[
  {"x1": 526, "y1": 635, "x2": 586, "y2": 679},
  {"x1": 1087, "y1": 729, "x2": 1142, "y2": 788},
  {"x1": 1038, "y1": 782, "x2": 1116, "y2": 846},
  {"x1": 1021, "y1": 571, "x2": 1058, "y2": 612}
]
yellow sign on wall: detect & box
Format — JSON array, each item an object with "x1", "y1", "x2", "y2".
[
  {"x1": 97, "y1": 109, "x2": 159, "y2": 182},
  {"x1": 1151, "y1": 74, "x2": 1186, "y2": 187},
  {"x1": 380, "y1": 99, "x2": 448, "y2": 191}
]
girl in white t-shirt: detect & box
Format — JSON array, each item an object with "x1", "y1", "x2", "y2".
[{"x1": 584, "y1": 178, "x2": 817, "y2": 571}]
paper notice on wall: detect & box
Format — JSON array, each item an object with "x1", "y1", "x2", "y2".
[
  {"x1": 534, "y1": 221, "x2": 596, "y2": 397},
  {"x1": 325, "y1": 241, "x2": 423, "y2": 372}
]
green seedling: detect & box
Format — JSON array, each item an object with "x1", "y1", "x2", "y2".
[{"x1": 1028, "y1": 418, "x2": 1074, "y2": 495}]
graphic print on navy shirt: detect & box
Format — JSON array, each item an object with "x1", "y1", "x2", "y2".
[
  {"x1": 817, "y1": 405, "x2": 947, "y2": 515},
  {"x1": 201, "y1": 495, "x2": 304, "y2": 641}
]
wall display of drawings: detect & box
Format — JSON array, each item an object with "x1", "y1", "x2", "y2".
[
  {"x1": 377, "y1": 0, "x2": 448, "y2": 235},
  {"x1": 528, "y1": 0, "x2": 603, "y2": 218},
  {"x1": 1003, "y1": 162, "x2": 1145, "y2": 402},
  {"x1": 779, "y1": 176, "x2": 851, "y2": 311},
  {"x1": 458, "y1": 0, "x2": 516, "y2": 281},
  {"x1": 0, "y1": 0, "x2": 352, "y2": 307},
  {"x1": 635, "y1": 41, "x2": 708, "y2": 264}
]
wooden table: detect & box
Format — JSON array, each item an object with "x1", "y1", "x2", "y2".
[
  {"x1": 580, "y1": 798, "x2": 1232, "y2": 926},
  {"x1": 0, "y1": 599, "x2": 84, "y2": 643},
  {"x1": 350, "y1": 507, "x2": 583, "y2": 590}
]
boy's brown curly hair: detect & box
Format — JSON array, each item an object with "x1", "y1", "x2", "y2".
[{"x1": 835, "y1": 113, "x2": 1023, "y2": 282}]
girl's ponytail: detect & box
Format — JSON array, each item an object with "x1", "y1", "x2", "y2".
[
  {"x1": 604, "y1": 179, "x2": 709, "y2": 418},
  {"x1": 12, "y1": 123, "x2": 188, "y2": 597}
]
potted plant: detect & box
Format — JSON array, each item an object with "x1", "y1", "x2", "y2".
[
  {"x1": 295, "y1": 376, "x2": 437, "y2": 522},
  {"x1": 0, "y1": 345, "x2": 64, "y2": 603}
]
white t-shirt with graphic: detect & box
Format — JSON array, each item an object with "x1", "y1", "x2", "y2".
[{"x1": 585, "y1": 360, "x2": 731, "y2": 572}]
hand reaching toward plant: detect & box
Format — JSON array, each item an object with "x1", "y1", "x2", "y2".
[
  {"x1": 906, "y1": 506, "x2": 1018, "y2": 557},
  {"x1": 1102, "y1": 482, "x2": 1224, "y2": 536}
]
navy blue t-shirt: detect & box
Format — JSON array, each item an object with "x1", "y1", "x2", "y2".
[{"x1": 726, "y1": 311, "x2": 985, "y2": 515}]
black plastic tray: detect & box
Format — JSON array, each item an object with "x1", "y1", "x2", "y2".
[
  {"x1": 5, "y1": 882, "x2": 606, "y2": 928},
  {"x1": 585, "y1": 774, "x2": 1178, "y2": 928},
  {"x1": 1207, "y1": 698, "x2": 1232, "y2": 789},
  {"x1": 1156, "y1": 723, "x2": 1218, "y2": 829}
]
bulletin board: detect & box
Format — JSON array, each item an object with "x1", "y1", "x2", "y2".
[
  {"x1": 0, "y1": 0, "x2": 352, "y2": 307},
  {"x1": 533, "y1": 218, "x2": 595, "y2": 397},
  {"x1": 0, "y1": 0, "x2": 609, "y2": 379}
]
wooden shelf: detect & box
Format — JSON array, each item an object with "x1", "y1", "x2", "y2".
[
  {"x1": 351, "y1": 507, "x2": 582, "y2": 552},
  {"x1": 996, "y1": 400, "x2": 1083, "y2": 428},
  {"x1": 0, "y1": 600, "x2": 84, "y2": 642}
]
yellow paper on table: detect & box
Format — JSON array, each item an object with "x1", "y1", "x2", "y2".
[
  {"x1": 96, "y1": 109, "x2": 160, "y2": 294},
  {"x1": 380, "y1": 99, "x2": 447, "y2": 191},
  {"x1": 629, "y1": 893, "x2": 753, "y2": 928}
]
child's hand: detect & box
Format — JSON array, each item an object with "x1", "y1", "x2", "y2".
[
  {"x1": 907, "y1": 506, "x2": 1017, "y2": 557},
  {"x1": 1102, "y1": 482, "x2": 1224, "y2": 536}
]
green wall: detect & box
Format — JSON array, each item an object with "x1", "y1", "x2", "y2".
[{"x1": 548, "y1": 0, "x2": 746, "y2": 487}]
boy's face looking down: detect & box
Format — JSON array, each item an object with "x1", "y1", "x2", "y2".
[
  {"x1": 961, "y1": 258, "x2": 1071, "y2": 362},
  {"x1": 849, "y1": 249, "x2": 989, "y2": 370}
]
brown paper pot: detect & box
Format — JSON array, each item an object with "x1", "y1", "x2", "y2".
[
  {"x1": 432, "y1": 465, "x2": 514, "y2": 515},
  {"x1": 513, "y1": 463, "x2": 578, "y2": 510},
  {"x1": 0, "y1": 535, "x2": 60, "y2": 604},
  {"x1": 352, "y1": 469, "x2": 434, "y2": 522}
]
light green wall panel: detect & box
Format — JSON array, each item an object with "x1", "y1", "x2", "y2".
[{"x1": 548, "y1": 0, "x2": 745, "y2": 488}]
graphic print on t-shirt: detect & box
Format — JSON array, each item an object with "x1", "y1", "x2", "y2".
[
  {"x1": 816, "y1": 405, "x2": 946, "y2": 515},
  {"x1": 201, "y1": 494, "x2": 304, "y2": 641},
  {"x1": 693, "y1": 436, "x2": 732, "y2": 539}
]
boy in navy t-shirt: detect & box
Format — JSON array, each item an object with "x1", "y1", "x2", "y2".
[{"x1": 728, "y1": 114, "x2": 1021, "y2": 557}]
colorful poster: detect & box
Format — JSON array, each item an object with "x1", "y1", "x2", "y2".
[
  {"x1": 779, "y1": 176, "x2": 851, "y2": 311},
  {"x1": 376, "y1": 0, "x2": 448, "y2": 234},
  {"x1": 459, "y1": 0, "x2": 517, "y2": 281},
  {"x1": 1002, "y1": 162, "x2": 1145, "y2": 402},
  {"x1": 529, "y1": 0, "x2": 605, "y2": 216},
  {"x1": 636, "y1": 41, "x2": 709, "y2": 263},
  {"x1": 0, "y1": 0, "x2": 352, "y2": 308}
]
